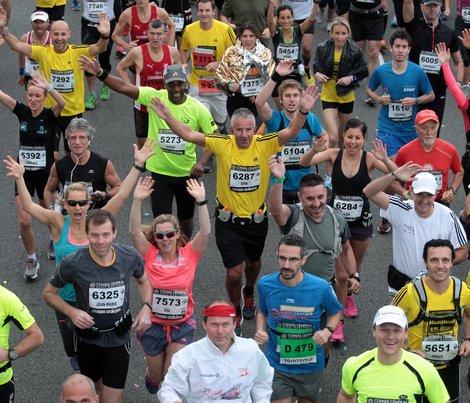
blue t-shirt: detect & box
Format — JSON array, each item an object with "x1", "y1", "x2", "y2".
[
  {"x1": 265, "y1": 110, "x2": 324, "y2": 191},
  {"x1": 257, "y1": 272, "x2": 342, "y2": 374},
  {"x1": 368, "y1": 61, "x2": 432, "y2": 137}
]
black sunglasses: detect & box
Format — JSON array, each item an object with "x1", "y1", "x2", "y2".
[
  {"x1": 65, "y1": 199, "x2": 89, "y2": 207},
  {"x1": 154, "y1": 230, "x2": 177, "y2": 240}
]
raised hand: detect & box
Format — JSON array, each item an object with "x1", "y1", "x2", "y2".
[
  {"x1": 371, "y1": 139, "x2": 388, "y2": 162},
  {"x1": 394, "y1": 161, "x2": 422, "y2": 182},
  {"x1": 79, "y1": 55, "x2": 101, "y2": 75},
  {"x1": 299, "y1": 85, "x2": 320, "y2": 112},
  {"x1": 459, "y1": 29, "x2": 470, "y2": 50},
  {"x1": 96, "y1": 12, "x2": 111, "y2": 37},
  {"x1": 133, "y1": 176, "x2": 154, "y2": 200},
  {"x1": 312, "y1": 136, "x2": 328, "y2": 153},
  {"x1": 186, "y1": 178, "x2": 206, "y2": 202},
  {"x1": 276, "y1": 59, "x2": 294, "y2": 77},
  {"x1": 134, "y1": 138, "x2": 156, "y2": 166},
  {"x1": 4, "y1": 155, "x2": 25, "y2": 179},
  {"x1": 150, "y1": 97, "x2": 172, "y2": 120},
  {"x1": 30, "y1": 71, "x2": 49, "y2": 89},
  {"x1": 268, "y1": 154, "x2": 286, "y2": 179},
  {"x1": 0, "y1": 7, "x2": 7, "y2": 29},
  {"x1": 435, "y1": 42, "x2": 450, "y2": 65}
]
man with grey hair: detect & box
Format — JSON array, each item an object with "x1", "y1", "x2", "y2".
[
  {"x1": 60, "y1": 374, "x2": 99, "y2": 403},
  {"x1": 150, "y1": 85, "x2": 319, "y2": 336},
  {"x1": 43, "y1": 118, "x2": 122, "y2": 213}
]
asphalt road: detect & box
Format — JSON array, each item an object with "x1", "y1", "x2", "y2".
[{"x1": 1, "y1": 1, "x2": 469, "y2": 402}]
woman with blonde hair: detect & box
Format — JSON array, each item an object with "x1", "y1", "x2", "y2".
[
  {"x1": 129, "y1": 177, "x2": 211, "y2": 394},
  {"x1": 313, "y1": 18, "x2": 368, "y2": 148}
]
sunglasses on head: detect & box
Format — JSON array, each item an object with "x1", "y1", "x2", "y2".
[
  {"x1": 65, "y1": 199, "x2": 89, "y2": 207},
  {"x1": 153, "y1": 230, "x2": 177, "y2": 240}
]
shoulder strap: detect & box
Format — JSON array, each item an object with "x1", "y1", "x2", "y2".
[
  {"x1": 452, "y1": 276, "x2": 463, "y2": 325},
  {"x1": 325, "y1": 205, "x2": 342, "y2": 258},
  {"x1": 408, "y1": 275, "x2": 427, "y2": 328}
]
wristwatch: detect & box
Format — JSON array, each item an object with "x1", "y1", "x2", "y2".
[{"x1": 8, "y1": 348, "x2": 18, "y2": 361}]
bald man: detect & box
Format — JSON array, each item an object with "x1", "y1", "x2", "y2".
[
  {"x1": 60, "y1": 374, "x2": 99, "y2": 403},
  {"x1": 0, "y1": 7, "x2": 110, "y2": 151}
]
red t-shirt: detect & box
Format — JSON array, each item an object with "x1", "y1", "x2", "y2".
[
  {"x1": 144, "y1": 242, "x2": 200, "y2": 325},
  {"x1": 395, "y1": 138, "x2": 462, "y2": 199}
]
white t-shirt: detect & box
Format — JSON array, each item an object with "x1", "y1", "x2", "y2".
[
  {"x1": 282, "y1": 0, "x2": 314, "y2": 20},
  {"x1": 380, "y1": 196, "x2": 467, "y2": 279}
]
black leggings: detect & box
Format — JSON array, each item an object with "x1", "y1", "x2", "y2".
[{"x1": 54, "y1": 301, "x2": 77, "y2": 358}]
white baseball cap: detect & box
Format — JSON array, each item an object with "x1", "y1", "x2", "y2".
[
  {"x1": 31, "y1": 11, "x2": 49, "y2": 22},
  {"x1": 412, "y1": 172, "x2": 437, "y2": 195},
  {"x1": 373, "y1": 305, "x2": 408, "y2": 329}
]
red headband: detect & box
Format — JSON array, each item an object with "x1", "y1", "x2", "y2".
[{"x1": 203, "y1": 305, "x2": 236, "y2": 318}]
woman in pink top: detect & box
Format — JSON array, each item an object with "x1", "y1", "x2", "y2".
[
  {"x1": 129, "y1": 177, "x2": 211, "y2": 394},
  {"x1": 437, "y1": 42, "x2": 470, "y2": 194}
]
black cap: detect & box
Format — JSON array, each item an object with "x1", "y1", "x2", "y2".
[
  {"x1": 421, "y1": 0, "x2": 442, "y2": 5},
  {"x1": 163, "y1": 65, "x2": 187, "y2": 83}
]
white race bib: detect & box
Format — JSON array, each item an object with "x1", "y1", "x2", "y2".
[
  {"x1": 152, "y1": 289, "x2": 188, "y2": 320},
  {"x1": 282, "y1": 142, "x2": 310, "y2": 165},
  {"x1": 158, "y1": 129, "x2": 186, "y2": 155},
  {"x1": 170, "y1": 15, "x2": 184, "y2": 32},
  {"x1": 429, "y1": 169, "x2": 443, "y2": 191},
  {"x1": 87, "y1": 1, "x2": 107, "y2": 21},
  {"x1": 422, "y1": 335, "x2": 459, "y2": 363},
  {"x1": 19, "y1": 146, "x2": 46, "y2": 169},
  {"x1": 388, "y1": 102, "x2": 412, "y2": 121},
  {"x1": 229, "y1": 165, "x2": 261, "y2": 192},
  {"x1": 241, "y1": 76, "x2": 263, "y2": 97},
  {"x1": 89, "y1": 285, "x2": 125, "y2": 309},
  {"x1": 333, "y1": 196, "x2": 364, "y2": 220},
  {"x1": 276, "y1": 43, "x2": 299, "y2": 61},
  {"x1": 419, "y1": 51, "x2": 441, "y2": 74},
  {"x1": 463, "y1": 7, "x2": 470, "y2": 23},
  {"x1": 51, "y1": 69, "x2": 74, "y2": 93}
]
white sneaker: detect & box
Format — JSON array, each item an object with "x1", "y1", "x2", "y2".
[{"x1": 24, "y1": 258, "x2": 39, "y2": 280}]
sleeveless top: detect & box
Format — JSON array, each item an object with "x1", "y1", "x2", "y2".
[
  {"x1": 130, "y1": 4, "x2": 158, "y2": 46},
  {"x1": 272, "y1": 25, "x2": 302, "y2": 67},
  {"x1": 54, "y1": 215, "x2": 89, "y2": 302},
  {"x1": 134, "y1": 44, "x2": 172, "y2": 112},
  {"x1": 330, "y1": 149, "x2": 371, "y2": 226},
  {"x1": 25, "y1": 30, "x2": 51, "y2": 76}
]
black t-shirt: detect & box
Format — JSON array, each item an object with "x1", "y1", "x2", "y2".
[
  {"x1": 51, "y1": 243, "x2": 145, "y2": 347},
  {"x1": 405, "y1": 17, "x2": 459, "y2": 94},
  {"x1": 12, "y1": 102, "x2": 58, "y2": 172},
  {"x1": 55, "y1": 151, "x2": 109, "y2": 209}
]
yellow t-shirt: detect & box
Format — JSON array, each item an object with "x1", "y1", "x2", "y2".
[
  {"x1": 31, "y1": 44, "x2": 91, "y2": 116},
  {"x1": 180, "y1": 20, "x2": 236, "y2": 86},
  {"x1": 205, "y1": 133, "x2": 282, "y2": 217},
  {"x1": 393, "y1": 277, "x2": 470, "y2": 366},
  {"x1": 0, "y1": 286, "x2": 35, "y2": 385},
  {"x1": 36, "y1": 0, "x2": 65, "y2": 7},
  {"x1": 320, "y1": 49, "x2": 355, "y2": 104}
]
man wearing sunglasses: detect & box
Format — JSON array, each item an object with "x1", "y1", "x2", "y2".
[
  {"x1": 255, "y1": 234, "x2": 342, "y2": 403},
  {"x1": 43, "y1": 209, "x2": 153, "y2": 403},
  {"x1": 149, "y1": 84, "x2": 319, "y2": 336}
]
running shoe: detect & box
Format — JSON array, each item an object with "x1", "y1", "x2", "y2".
[
  {"x1": 379, "y1": 39, "x2": 388, "y2": 53},
  {"x1": 115, "y1": 45, "x2": 127, "y2": 59},
  {"x1": 69, "y1": 356, "x2": 80, "y2": 371},
  {"x1": 99, "y1": 84, "x2": 111, "y2": 101},
  {"x1": 324, "y1": 174, "x2": 332, "y2": 190},
  {"x1": 390, "y1": 15, "x2": 398, "y2": 28},
  {"x1": 85, "y1": 92, "x2": 97, "y2": 110},
  {"x1": 365, "y1": 97, "x2": 376, "y2": 107},
  {"x1": 377, "y1": 218, "x2": 391, "y2": 234},
  {"x1": 72, "y1": 0, "x2": 81, "y2": 11},
  {"x1": 145, "y1": 375, "x2": 159, "y2": 394},
  {"x1": 24, "y1": 258, "x2": 39, "y2": 280},
  {"x1": 235, "y1": 314, "x2": 243, "y2": 337},
  {"x1": 326, "y1": 21, "x2": 333, "y2": 32},
  {"x1": 330, "y1": 321, "x2": 345, "y2": 343},
  {"x1": 241, "y1": 286, "x2": 257, "y2": 320},
  {"x1": 47, "y1": 240, "x2": 55, "y2": 260},
  {"x1": 344, "y1": 295, "x2": 358, "y2": 319}
]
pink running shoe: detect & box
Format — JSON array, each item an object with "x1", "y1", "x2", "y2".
[
  {"x1": 330, "y1": 321, "x2": 345, "y2": 343},
  {"x1": 344, "y1": 295, "x2": 358, "y2": 318}
]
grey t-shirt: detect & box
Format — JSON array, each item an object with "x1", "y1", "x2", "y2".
[
  {"x1": 51, "y1": 243, "x2": 145, "y2": 347},
  {"x1": 281, "y1": 204, "x2": 350, "y2": 281}
]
